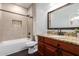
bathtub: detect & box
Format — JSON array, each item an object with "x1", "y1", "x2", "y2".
[{"x1": 0, "y1": 38, "x2": 33, "y2": 56}]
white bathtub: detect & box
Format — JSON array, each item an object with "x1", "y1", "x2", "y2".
[{"x1": 0, "y1": 38, "x2": 32, "y2": 56}]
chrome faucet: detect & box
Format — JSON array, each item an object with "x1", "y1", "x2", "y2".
[{"x1": 58, "y1": 29, "x2": 63, "y2": 35}]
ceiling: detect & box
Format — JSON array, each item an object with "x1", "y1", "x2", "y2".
[
  {"x1": 15, "y1": 3, "x2": 67, "y2": 10},
  {"x1": 15, "y1": 3, "x2": 32, "y2": 9}
]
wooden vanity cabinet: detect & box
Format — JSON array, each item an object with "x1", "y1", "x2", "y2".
[
  {"x1": 38, "y1": 36, "x2": 45, "y2": 55},
  {"x1": 62, "y1": 50, "x2": 73, "y2": 56},
  {"x1": 38, "y1": 42, "x2": 45, "y2": 55},
  {"x1": 44, "y1": 43, "x2": 57, "y2": 56},
  {"x1": 38, "y1": 36, "x2": 59, "y2": 56},
  {"x1": 59, "y1": 41, "x2": 79, "y2": 55},
  {"x1": 38, "y1": 36, "x2": 79, "y2": 56}
]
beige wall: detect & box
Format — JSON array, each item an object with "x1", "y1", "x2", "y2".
[
  {"x1": 1, "y1": 3, "x2": 27, "y2": 15},
  {"x1": 27, "y1": 3, "x2": 37, "y2": 37},
  {"x1": 27, "y1": 4, "x2": 33, "y2": 16},
  {"x1": 32, "y1": 4, "x2": 36, "y2": 36},
  {"x1": 0, "y1": 11, "x2": 2, "y2": 42},
  {"x1": 0, "y1": 3, "x2": 28, "y2": 42},
  {"x1": 27, "y1": 4, "x2": 34, "y2": 39},
  {"x1": 33, "y1": 3, "x2": 50, "y2": 35},
  {"x1": 0, "y1": 4, "x2": 2, "y2": 41}
]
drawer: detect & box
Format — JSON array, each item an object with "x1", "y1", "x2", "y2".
[
  {"x1": 44, "y1": 43, "x2": 57, "y2": 56},
  {"x1": 59, "y1": 41, "x2": 79, "y2": 55},
  {"x1": 62, "y1": 50, "x2": 73, "y2": 56},
  {"x1": 44, "y1": 37, "x2": 58, "y2": 47}
]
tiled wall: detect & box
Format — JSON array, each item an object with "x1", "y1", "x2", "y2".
[{"x1": 0, "y1": 3, "x2": 28, "y2": 42}]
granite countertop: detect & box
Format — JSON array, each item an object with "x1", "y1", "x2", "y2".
[{"x1": 38, "y1": 34, "x2": 79, "y2": 45}]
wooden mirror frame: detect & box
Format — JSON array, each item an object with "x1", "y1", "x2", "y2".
[{"x1": 47, "y1": 3, "x2": 79, "y2": 30}]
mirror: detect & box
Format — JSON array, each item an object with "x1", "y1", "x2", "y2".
[{"x1": 48, "y1": 3, "x2": 79, "y2": 29}]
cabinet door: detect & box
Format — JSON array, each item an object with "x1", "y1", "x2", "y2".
[
  {"x1": 44, "y1": 43, "x2": 57, "y2": 56},
  {"x1": 62, "y1": 51, "x2": 73, "y2": 56},
  {"x1": 38, "y1": 42, "x2": 45, "y2": 56},
  {"x1": 44, "y1": 37, "x2": 58, "y2": 47},
  {"x1": 59, "y1": 41, "x2": 79, "y2": 55}
]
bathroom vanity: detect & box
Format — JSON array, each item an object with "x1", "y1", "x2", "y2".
[{"x1": 38, "y1": 34, "x2": 79, "y2": 56}]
